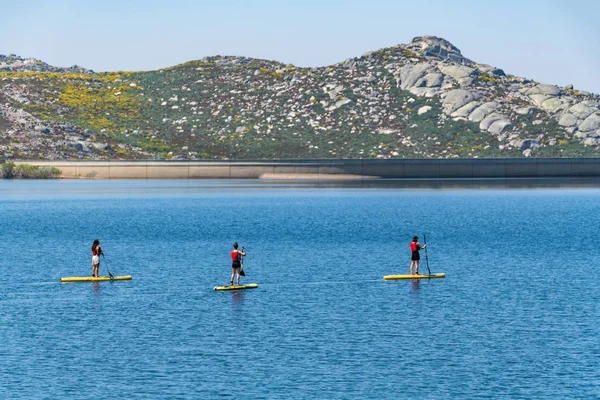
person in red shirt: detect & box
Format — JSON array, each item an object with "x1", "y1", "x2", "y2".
[
  {"x1": 230, "y1": 242, "x2": 246, "y2": 286},
  {"x1": 410, "y1": 236, "x2": 426, "y2": 275},
  {"x1": 91, "y1": 239, "x2": 103, "y2": 277}
]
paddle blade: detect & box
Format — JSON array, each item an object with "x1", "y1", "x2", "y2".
[{"x1": 240, "y1": 269, "x2": 246, "y2": 277}]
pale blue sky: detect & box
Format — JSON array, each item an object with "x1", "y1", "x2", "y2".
[{"x1": 1, "y1": 0, "x2": 599, "y2": 93}]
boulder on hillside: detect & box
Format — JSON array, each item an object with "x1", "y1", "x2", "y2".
[
  {"x1": 526, "y1": 84, "x2": 561, "y2": 96},
  {"x1": 66, "y1": 142, "x2": 85, "y2": 152},
  {"x1": 480, "y1": 113, "x2": 511, "y2": 134},
  {"x1": 559, "y1": 113, "x2": 579, "y2": 127},
  {"x1": 569, "y1": 101, "x2": 598, "y2": 120},
  {"x1": 90, "y1": 143, "x2": 112, "y2": 151},
  {"x1": 513, "y1": 139, "x2": 541, "y2": 151},
  {"x1": 451, "y1": 101, "x2": 480, "y2": 119},
  {"x1": 468, "y1": 102, "x2": 498, "y2": 122},
  {"x1": 579, "y1": 113, "x2": 600, "y2": 133},
  {"x1": 398, "y1": 63, "x2": 435, "y2": 90},
  {"x1": 440, "y1": 65, "x2": 476, "y2": 81},
  {"x1": 415, "y1": 73, "x2": 444, "y2": 88},
  {"x1": 490, "y1": 68, "x2": 506, "y2": 76},
  {"x1": 34, "y1": 125, "x2": 52, "y2": 135},
  {"x1": 541, "y1": 97, "x2": 570, "y2": 113},
  {"x1": 488, "y1": 118, "x2": 511, "y2": 135},
  {"x1": 418, "y1": 106, "x2": 432, "y2": 115},
  {"x1": 441, "y1": 89, "x2": 481, "y2": 114}
]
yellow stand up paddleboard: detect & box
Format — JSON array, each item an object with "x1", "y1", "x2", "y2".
[
  {"x1": 214, "y1": 283, "x2": 258, "y2": 291},
  {"x1": 60, "y1": 275, "x2": 132, "y2": 283},
  {"x1": 384, "y1": 273, "x2": 445, "y2": 280}
]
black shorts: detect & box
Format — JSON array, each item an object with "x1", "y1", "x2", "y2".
[
  {"x1": 411, "y1": 252, "x2": 420, "y2": 261},
  {"x1": 232, "y1": 261, "x2": 241, "y2": 269}
]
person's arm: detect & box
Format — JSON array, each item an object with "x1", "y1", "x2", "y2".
[
  {"x1": 98, "y1": 245, "x2": 103, "y2": 255},
  {"x1": 240, "y1": 246, "x2": 246, "y2": 257}
]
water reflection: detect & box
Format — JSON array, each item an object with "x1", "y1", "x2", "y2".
[
  {"x1": 3, "y1": 178, "x2": 600, "y2": 201},
  {"x1": 92, "y1": 281, "x2": 101, "y2": 297},
  {"x1": 230, "y1": 290, "x2": 245, "y2": 307},
  {"x1": 259, "y1": 177, "x2": 600, "y2": 189},
  {"x1": 411, "y1": 279, "x2": 421, "y2": 294}
]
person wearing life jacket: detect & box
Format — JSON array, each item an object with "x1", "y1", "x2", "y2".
[
  {"x1": 230, "y1": 242, "x2": 246, "y2": 286},
  {"x1": 410, "y1": 236, "x2": 426, "y2": 275},
  {"x1": 91, "y1": 239, "x2": 103, "y2": 277}
]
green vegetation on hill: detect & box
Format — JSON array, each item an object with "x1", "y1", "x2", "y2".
[{"x1": 1, "y1": 37, "x2": 599, "y2": 160}]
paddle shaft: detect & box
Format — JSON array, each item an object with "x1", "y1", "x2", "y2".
[
  {"x1": 240, "y1": 247, "x2": 245, "y2": 276},
  {"x1": 101, "y1": 253, "x2": 114, "y2": 279},
  {"x1": 424, "y1": 234, "x2": 431, "y2": 275}
]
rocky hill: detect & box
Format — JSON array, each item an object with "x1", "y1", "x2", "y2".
[
  {"x1": 1, "y1": 36, "x2": 599, "y2": 160},
  {"x1": 0, "y1": 54, "x2": 88, "y2": 73}
]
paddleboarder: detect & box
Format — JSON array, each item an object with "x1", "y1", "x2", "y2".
[
  {"x1": 230, "y1": 242, "x2": 246, "y2": 286},
  {"x1": 91, "y1": 239, "x2": 103, "y2": 277},
  {"x1": 410, "y1": 236, "x2": 426, "y2": 275}
]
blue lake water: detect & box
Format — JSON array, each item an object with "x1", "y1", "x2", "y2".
[{"x1": 0, "y1": 180, "x2": 599, "y2": 399}]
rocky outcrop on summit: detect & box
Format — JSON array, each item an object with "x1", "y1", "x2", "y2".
[
  {"x1": 0, "y1": 37, "x2": 599, "y2": 160},
  {"x1": 377, "y1": 36, "x2": 599, "y2": 155},
  {"x1": 0, "y1": 54, "x2": 88, "y2": 73},
  {"x1": 405, "y1": 36, "x2": 472, "y2": 64}
]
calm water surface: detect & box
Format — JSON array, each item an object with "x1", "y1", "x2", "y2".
[{"x1": 0, "y1": 180, "x2": 599, "y2": 399}]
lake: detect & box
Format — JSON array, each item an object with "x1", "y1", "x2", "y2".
[{"x1": 0, "y1": 180, "x2": 598, "y2": 399}]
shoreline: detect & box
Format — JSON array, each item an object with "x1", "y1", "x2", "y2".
[{"x1": 10, "y1": 159, "x2": 600, "y2": 183}]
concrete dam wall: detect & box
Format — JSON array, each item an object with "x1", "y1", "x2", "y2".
[{"x1": 15, "y1": 159, "x2": 600, "y2": 180}]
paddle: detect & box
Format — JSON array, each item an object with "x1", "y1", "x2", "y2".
[
  {"x1": 101, "y1": 253, "x2": 115, "y2": 279},
  {"x1": 423, "y1": 234, "x2": 431, "y2": 276},
  {"x1": 239, "y1": 246, "x2": 246, "y2": 277}
]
